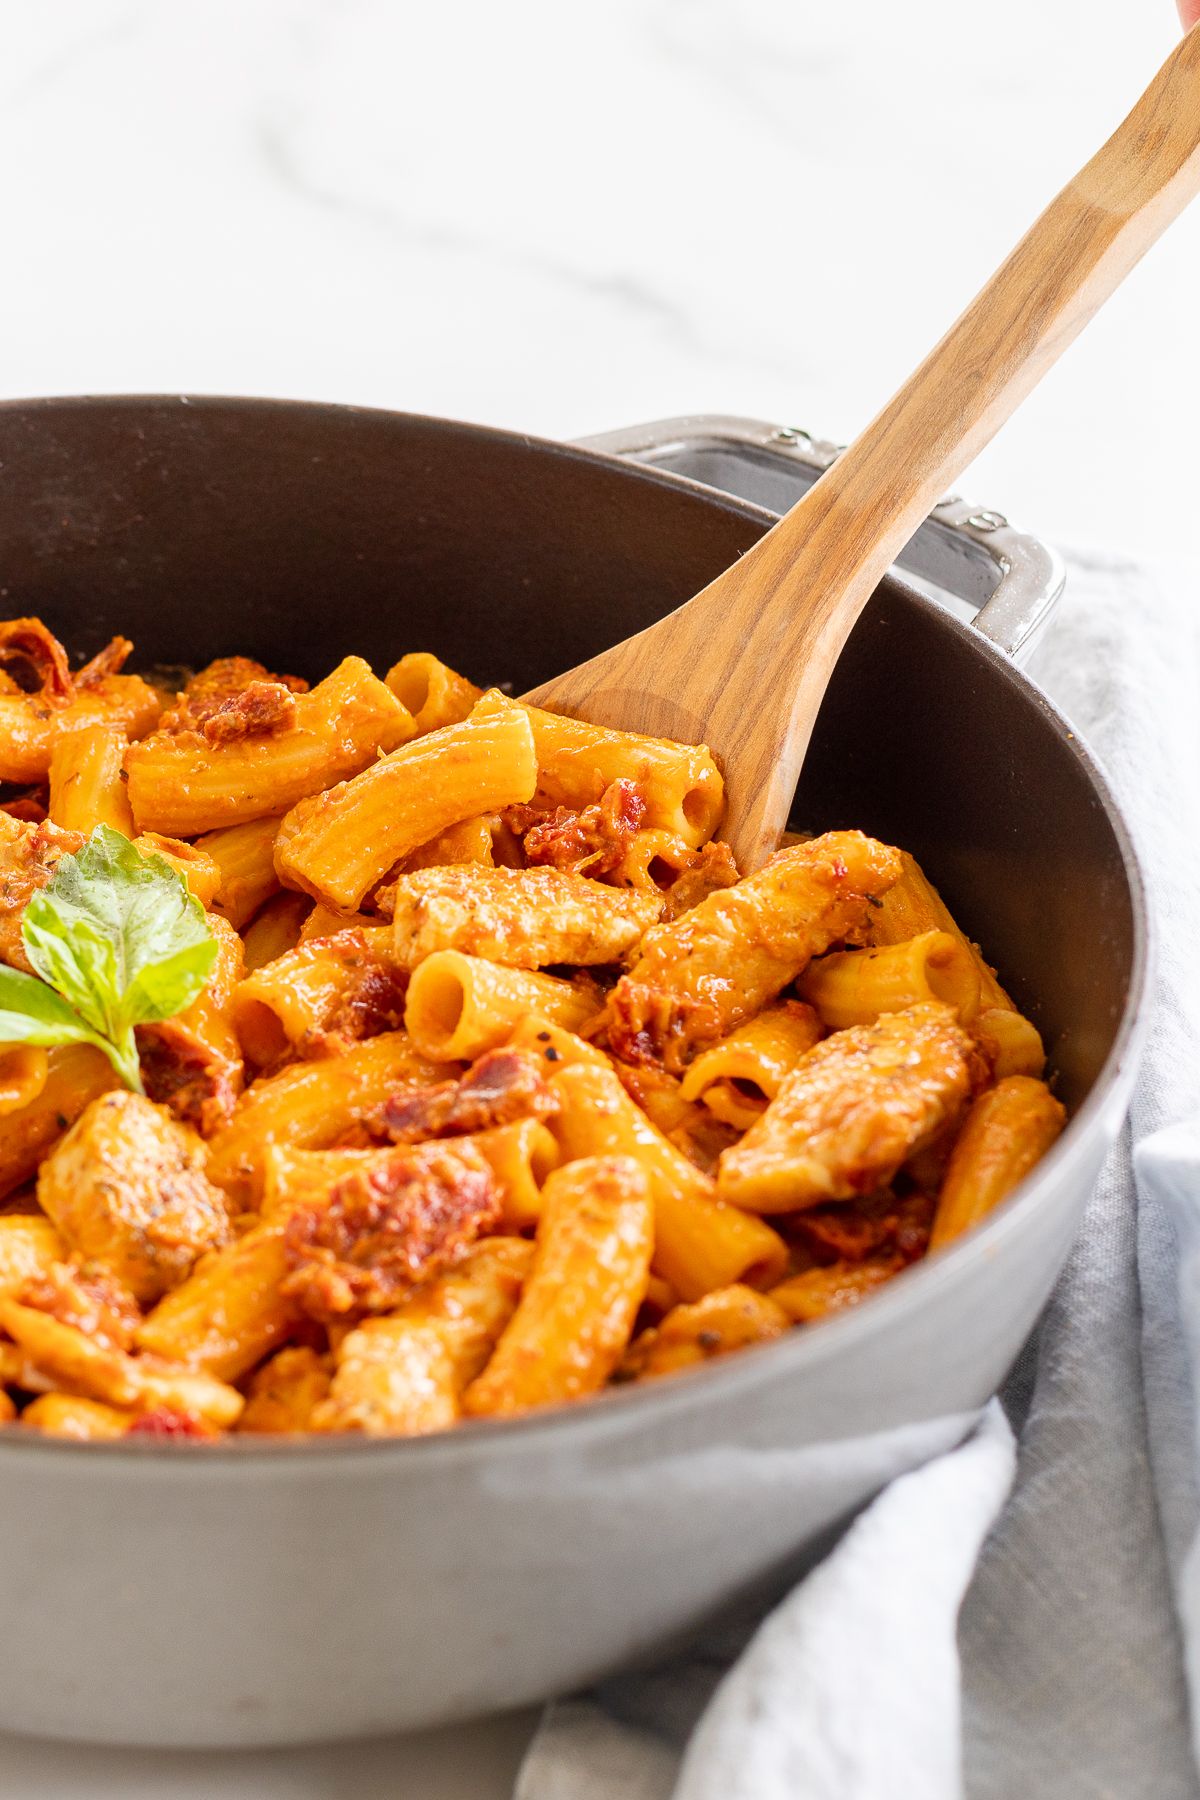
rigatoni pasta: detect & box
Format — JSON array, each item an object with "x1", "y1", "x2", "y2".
[
  {"x1": 274, "y1": 690, "x2": 537, "y2": 910},
  {"x1": 0, "y1": 621, "x2": 1065, "y2": 1442}
]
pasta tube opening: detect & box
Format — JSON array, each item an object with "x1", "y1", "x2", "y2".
[{"x1": 798, "y1": 929, "x2": 981, "y2": 1031}]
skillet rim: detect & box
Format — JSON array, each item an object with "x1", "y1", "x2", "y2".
[{"x1": 0, "y1": 393, "x2": 1152, "y2": 1466}]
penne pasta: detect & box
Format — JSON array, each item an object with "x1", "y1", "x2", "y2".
[
  {"x1": 549, "y1": 1061, "x2": 788, "y2": 1300},
  {"x1": 296, "y1": 901, "x2": 375, "y2": 944},
  {"x1": 464, "y1": 1158, "x2": 652, "y2": 1418},
  {"x1": 135, "y1": 1221, "x2": 298, "y2": 1381},
  {"x1": 609, "y1": 827, "x2": 702, "y2": 892},
  {"x1": 241, "y1": 890, "x2": 312, "y2": 972},
  {"x1": 467, "y1": 1118, "x2": 561, "y2": 1230},
  {"x1": 0, "y1": 1043, "x2": 117, "y2": 1201},
  {"x1": 198, "y1": 814, "x2": 284, "y2": 928},
  {"x1": 18, "y1": 1394, "x2": 136, "y2": 1439},
  {"x1": 0, "y1": 676, "x2": 162, "y2": 785},
  {"x1": 313, "y1": 1237, "x2": 532, "y2": 1435},
  {"x1": 404, "y1": 950, "x2": 598, "y2": 1061},
  {"x1": 274, "y1": 690, "x2": 538, "y2": 911},
  {"x1": 2, "y1": 1298, "x2": 244, "y2": 1425},
  {"x1": 866, "y1": 851, "x2": 1010, "y2": 1006},
  {"x1": 504, "y1": 1014, "x2": 612, "y2": 1073},
  {"x1": 48, "y1": 724, "x2": 136, "y2": 835},
  {"x1": 237, "y1": 1347, "x2": 333, "y2": 1434},
  {"x1": 137, "y1": 911, "x2": 245, "y2": 1134},
  {"x1": 973, "y1": 1006, "x2": 1048, "y2": 1080},
  {"x1": 384, "y1": 653, "x2": 483, "y2": 736},
  {"x1": 771, "y1": 1257, "x2": 905, "y2": 1323},
  {"x1": 798, "y1": 929, "x2": 981, "y2": 1030},
  {"x1": 399, "y1": 814, "x2": 497, "y2": 875},
  {"x1": 930, "y1": 1076, "x2": 1065, "y2": 1250},
  {"x1": 126, "y1": 656, "x2": 414, "y2": 835},
  {"x1": 679, "y1": 1002, "x2": 823, "y2": 1130},
  {"x1": 205, "y1": 1031, "x2": 449, "y2": 1206},
  {"x1": 0, "y1": 618, "x2": 1067, "y2": 1442},
  {"x1": 866, "y1": 850, "x2": 1045, "y2": 1064},
  {"x1": 232, "y1": 927, "x2": 407, "y2": 1067},
  {"x1": 0, "y1": 1045, "x2": 49, "y2": 1116},
  {"x1": 134, "y1": 834, "x2": 223, "y2": 909},
  {"x1": 521, "y1": 703, "x2": 725, "y2": 847}
]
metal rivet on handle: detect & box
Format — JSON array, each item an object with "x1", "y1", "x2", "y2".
[
  {"x1": 770, "y1": 426, "x2": 812, "y2": 447},
  {"x1": 967, "y1": 508, "x2": 1008, "y2": 531}
]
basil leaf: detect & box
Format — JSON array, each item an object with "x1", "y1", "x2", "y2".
[
  {"x1": 8, "y1": 824, "x2": 220, "y2": 1093},
  {"x1": 0, "y1": 964, "x2": 96, "y2": 1047},
  {"x1": 22, "y1": 824, "x2": 218, "y2": 1037}
]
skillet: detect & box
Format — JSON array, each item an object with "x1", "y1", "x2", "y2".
[{"x1": 0, "y1": 397, "x2": 1148, "y2": 1747}]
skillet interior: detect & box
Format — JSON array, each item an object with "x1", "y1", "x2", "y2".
[{"x1": 0, "y1": 394, "x2": 1132, "y2": 1116}]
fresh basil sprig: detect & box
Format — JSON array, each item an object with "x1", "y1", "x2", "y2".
[{"x1": 0, "y1": 824, "x2": 218, "y2": 1093}]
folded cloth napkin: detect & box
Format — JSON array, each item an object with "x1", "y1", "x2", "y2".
[{"x1": 516, "y1": 547, "x2": 1200, "y2": 1800}]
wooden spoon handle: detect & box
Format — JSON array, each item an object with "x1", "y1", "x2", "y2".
[
  {"x1": 703, "y1": 24, "x2": 1200, "y2": 862},
  {"x1": 765, "y1": 21, "x2": 1200, "y2": 605}
]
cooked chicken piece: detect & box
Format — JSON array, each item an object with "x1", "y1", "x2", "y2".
[
  {"x1": 36, "y1": 1091, "x2": 231, "y2": 1303},
  {"x1": 237, "y1": 1346, "x2": 333, "y2": 1434},
  {"x1": 718, "y1": 1003, "x2": 980, "y2": 1212},
  {"x1": 389, "y1": 865, "x2": 661, "y2": 970},
  {"x1": 621, "y1": 1284, "x2": 790, "y2": 1381},
  {"x1": 604, "y1": 830, "x2": 902, "y2": 1071}
]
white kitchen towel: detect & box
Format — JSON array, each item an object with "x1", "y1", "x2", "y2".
[{"x1": 516, "y1": 547, "x2": 1200, "y2": 1800}]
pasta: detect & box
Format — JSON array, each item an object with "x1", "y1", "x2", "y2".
[
  {"x1": 274, "y1": 691, "x2": 538, "y2": 910},
  {"x1": 404, "y1": 950, "x2": 598, "y2": 1061},
  {"x1": 678, "y1": 1002, "x2": 822, "y2": 1130},
  {"x1": 520, "y1": 703, "x2": 724, "y2": 846},
  {"x1": 198, "y1": 815, "x2": 284, "y2": 929},
  {"x1": 929, "y1": 1076, "x2": 1065, "y2": 1249},
  {"x1": 48, "y1": 724, "x2": 136, "y2": 836},
  {"x1": 125, "y1": 657, "x2": 414, "y2": 835},
  {"x1": 384, "y1": 652, "x2": 483, "y2": 737},
  {"x1": 462, "y1": 1158, "x2": 653, "y2": 1418},
  {"x1": 0, "y1": 621, "x2": 1065, "y2": 1441}
]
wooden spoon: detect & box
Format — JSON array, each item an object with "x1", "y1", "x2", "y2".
[{"x1": 527, "y1": 26, "x2": 1200, "y2": 871}]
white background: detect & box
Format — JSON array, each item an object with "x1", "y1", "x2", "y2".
[{"x1": 0, "y1": 1, "x2": 1195, "y2": 1794}]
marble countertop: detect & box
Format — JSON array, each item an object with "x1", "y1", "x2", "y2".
[{"x1": 0, "y1": 1, "x2": 1195, "y2": 1794}]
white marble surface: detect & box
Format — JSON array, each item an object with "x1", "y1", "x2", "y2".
[
  {"x1": 0, "y1": 2, "x2": 1196, "y2": 1794},
  {"x1": 0, "y1": 0, "x2": 1197, "y2": 560}
]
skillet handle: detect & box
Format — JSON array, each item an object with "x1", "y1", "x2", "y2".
[{"x1": 573, "y1": 415, "x2": 1065, "y2": 667}]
